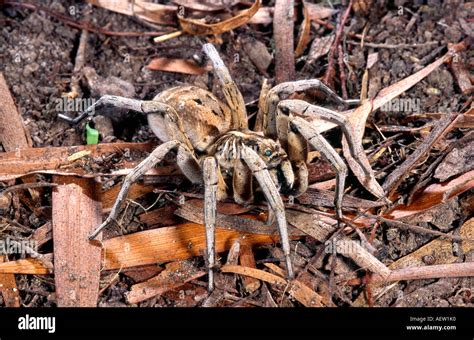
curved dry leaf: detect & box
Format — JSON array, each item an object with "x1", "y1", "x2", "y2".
[
  {"x1": 221, "y1": 264, "x2": 324, "y2": 307},
  {"x1": 295, "y1": 5, "x2": 311, "y2": 58},
  {"x1": 87, "y1": 0, "x2": 176, "y2": 25},
  {"x1": 172, "y1": 0, "x2": 233, "y2": 12},
  {"x1": 386, "y1": 169, "x2": 474, "y2": 220},
  {"x1": 178, "y1": 0, "x2": 261, "y2": 36},
  {"x1": 147, "y1": 57, "x2": 209, "y2": 75}
]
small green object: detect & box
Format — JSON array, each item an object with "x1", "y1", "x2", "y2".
[{"x1": 86, "y1": 123, "x2": 99, "y2": 145}]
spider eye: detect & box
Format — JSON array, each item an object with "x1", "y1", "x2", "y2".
[
  {"x1": 264, "y1": 149, "x2": 272, "y2": 157},
  {"x1": 280, "y1": 106, "x2": 290, "y2": 115}
]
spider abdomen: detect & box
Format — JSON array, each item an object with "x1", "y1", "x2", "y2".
[{"x1": 149, "y1": 86, "x2": 232, "y2": 152}]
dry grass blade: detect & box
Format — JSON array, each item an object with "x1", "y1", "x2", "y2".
[
  {"x1": 178, "y1": 0, "x2": 261, "y2": 36},
  {"x1": 221, "y1": 265, "x2": 324, "y2": 307}
]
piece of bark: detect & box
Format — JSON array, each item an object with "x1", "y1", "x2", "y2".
[
  {"x1": 273, "y1": 0, "x2": 295, "y2": 84},
  {"x1": 126, "y1": 260, "x2": 205, "y2": 304},
  {"x1": 450, "y1": 59, "x2": 473, "y2": 95},
  {"x1": 123, "y1": 265, "x2": 163, "y2": 283},
  {"x1": 0, "y1": 73, "x2": 32, "y2": 151},
  {"x1": 0, "y1": 72, "x2": 31, "y2": 307},
  {"x1": 52, "y1": 176, "x2": 102, "y2": 307},
  {"x1": 239, "y1": 241, "x2": 261, "y2": 293},
  {"x1": 296, "y1": 188, "x2": 385, "y2": 209},
  {"x1": 241, "y1": 36, "x2": 272, "y2": 75}
]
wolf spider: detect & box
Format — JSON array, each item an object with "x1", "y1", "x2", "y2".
[{"x1": 60, "y1": 44, "x2": 373, "y2": 292}]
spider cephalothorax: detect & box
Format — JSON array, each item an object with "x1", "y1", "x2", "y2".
[{"x1": 60, "y1": 43, "x2": 380, "y2": 292}]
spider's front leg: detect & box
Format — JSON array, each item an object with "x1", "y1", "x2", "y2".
[
  {"x1": 240, "y1": 146, "x2": 294, "y2": 280},
  {"x1": 276, "y1": 104, "x2": 350, "y2": 224},
  {"x1": 279, "y1": 99, "x2": 370, "y2": 178},
  {"x1": 203, "y1": 157, "x2": 218, "y2": 292},
  {"x1": 260, "y1": 79, "x2": 359, "y2": 140}
]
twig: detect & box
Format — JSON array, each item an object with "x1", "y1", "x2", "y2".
[
  {"x1": 68, "y1": 26, "x2": 89, "y2": 98},
  {"x1": 324, "y1": 0, "x2": 352, "y2": 86},
  {"x1": 347, "y1": 40, "x2": 439, "y2": 49},
  {"x1": 273, "y1": 0, "x2": 295, "y2": 83},
  {"x1": 349, "y1": 262, "x2": 474, "y2": 284},
  {"x1": 365, "y1": 214, "x2": 468, "y2": 242},
  {"x1": 383, "y1": 113, "x2": 459, "y2": 194},
  {"x1": 337, "y1": 44, "x2": 348, "y2": 99}
]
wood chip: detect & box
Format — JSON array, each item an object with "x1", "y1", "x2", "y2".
[
  {"x1": 0, "y1": 256, "x2": 20, "y2": 307},
  {"x1": 239, "y1": 241, "x2": 261, "y2": 293},
  {"x1": 307, "y1": 34, "x2": 334, "y2": 63},
  {"x1": 52, "y1": 176, "x2": 102, "y2": 307}
]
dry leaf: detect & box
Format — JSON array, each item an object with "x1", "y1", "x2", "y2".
[
  {"x1": 147, "y1": 58, "x2": 209, "y2": 75},
  {"x1": 295, "y1": 5, "x2": 312, "y2": 58},
  {"x1": 178, "y1": 0, "x2": 261, "y2": 36},
  {"x1": 221, "y1": 265, "x2": 324, "y2": 307},
  {"x1": 87, "y1": 0, "x2": 176, "y2": 25}
]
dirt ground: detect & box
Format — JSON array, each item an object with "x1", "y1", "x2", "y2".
[{"x1": 0, "y1": 0, "x2": 472, "y2": 307}]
